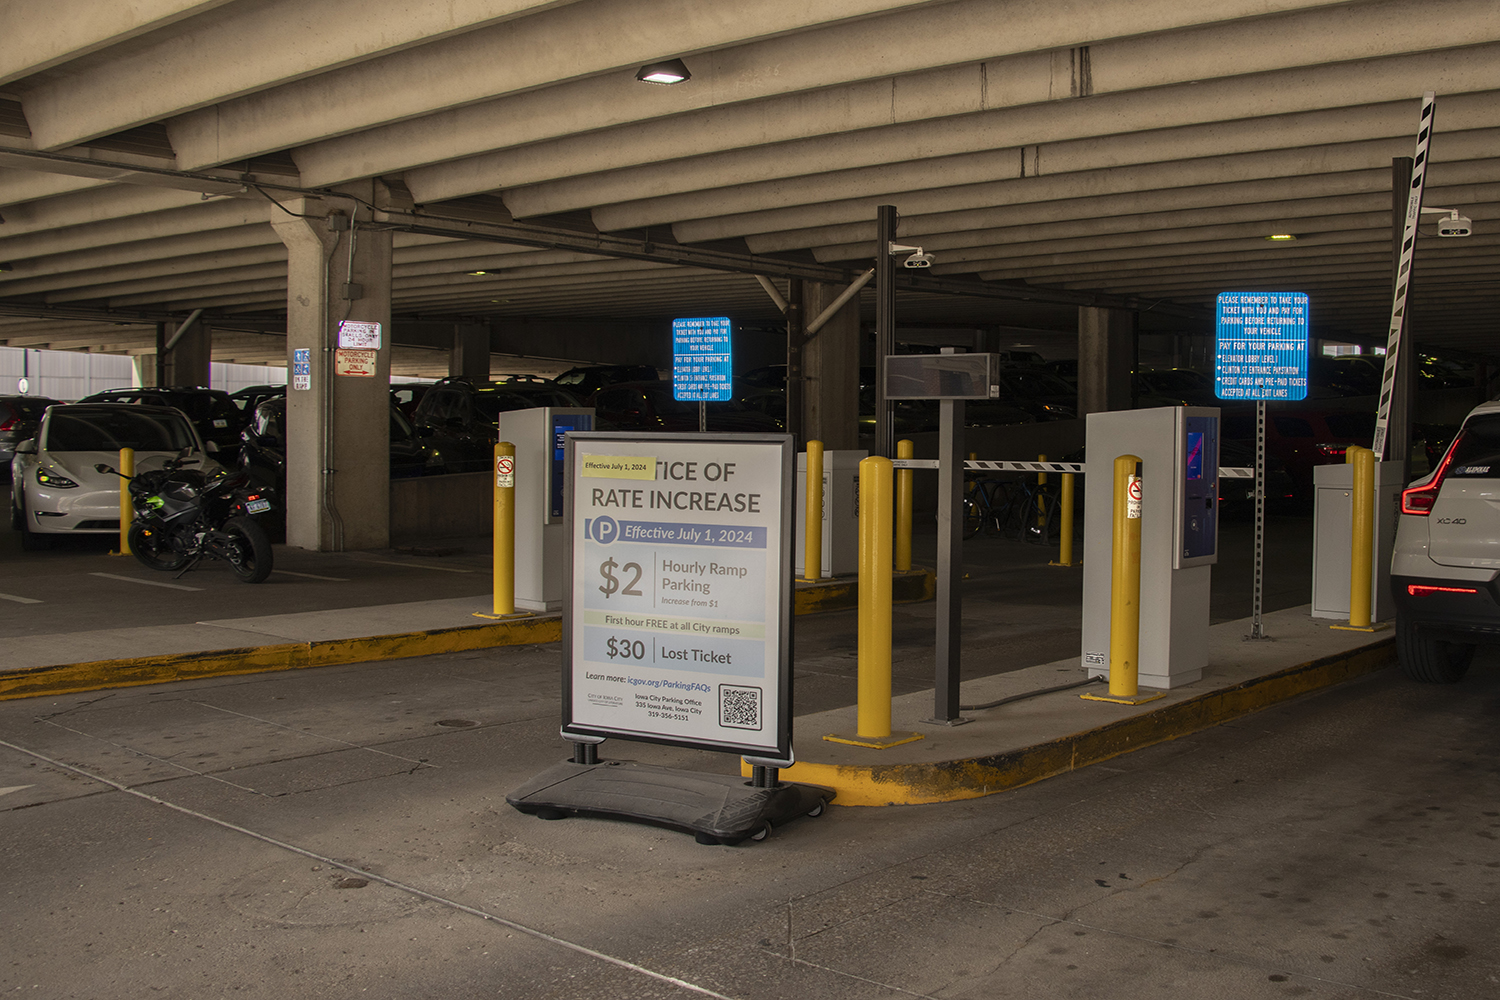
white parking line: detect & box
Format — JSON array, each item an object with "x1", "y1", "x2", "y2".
[
  {"x1": 0, "y1": 592, "x2": 42, "y2": 604},
  {"x1": 356, "y1": 559, "x2": 474, "y2": 574},
  {"x1": 89, "y1": 572, "x2": 203, "y2": 592},
  {"x1": 273, "y1": 570, "x2": 350, "y2": 582}
]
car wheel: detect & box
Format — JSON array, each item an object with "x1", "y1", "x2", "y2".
[{"x1": 1396, "y1": 615, "x2": 1475, "y2": 684}]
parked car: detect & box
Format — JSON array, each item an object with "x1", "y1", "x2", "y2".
[
  {"x1": 239, "y1": 397, "x2": 445, "y2": 491},
  {"x1": 993, "y1": 367, "x2": 1077, "y2": 421},
  {"x1": 390, "y1": 382, "x2": 431, "y2": 418},
  {"x1": 1136, "y1": 368, "x2": 1222, "y2": 408},
  {"x1": 228, "y1": 384, "x2": 287, "y2": 417},
  {"x1": 0, "y1": 394, "x2": 61, "y2": 478},
  {"x1": 10, "y1": 403, "x2": 223, "y2": 550},
  {"x1": 1391, "y1": 400, "x2": 1500, "y2": 682},
  {"x1": 78, "y1": 386, "x2": 246, "y2": 453},
  {"x1": 555, "y1": 364, "x2": 661, "y2": 402},
  {"x1": 1222, "y1": 407, "x2": 1375, "y2": 499},
  {"x1": 411, "y1": 376, "x2": 585, "y2": 471},
  {"x1": 593, "y1": 381, "x2": 782, "y2": 433}
]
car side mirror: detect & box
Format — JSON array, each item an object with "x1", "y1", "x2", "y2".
[
  {"x1": 94, "y1": 463, "x2": 116, "y2": 475},
  {"x1": 205, "y1": 441, "x2": 219, "y2": 453},
  {"x1": 15, "y1": 439, "x2": 37, "y2": 455}
]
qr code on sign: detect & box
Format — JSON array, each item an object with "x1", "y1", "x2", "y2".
[{"x1": 719, "y1": 684, "x2": 762, "y2": 731}]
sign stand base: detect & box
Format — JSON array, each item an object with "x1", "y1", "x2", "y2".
[{"x1": 507, "y1": 757, "x2": 832, "y2": 846}]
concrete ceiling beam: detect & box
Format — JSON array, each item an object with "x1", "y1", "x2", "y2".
[
  {"x1": 0, "y1": 200, "x2": 271, "y2": 263},
  {"x1": 497, "y1": 46, "x2": 1500, "y2": 218},
  {"x1": 0, "y1": 0, "x2": 235, "y2": 87},
  {"x1": 107, "y1": 276, "x2": 286, "y2": 309},
  {"x1": 616, "y1": 112, "x2": 1500, "y2": 239},
  {"x1": 46, "y1": 261, "x2": 287, "y2": 303},
  {"x1": 0, "y1": 168, "x2": 108, "y2": 208},
  {"x1": 0, "y1": 245, "x2": 287, "y2": 297},
  {"x1": 0, "y1": 224, "x2": 277, "y2": 282},
  {"x1": 408, "y1": 2, "x2": 1493, "y2": 205},
  {"x1": 0, "y1": 184, "x2": 221, "y2": 238},
  {"x1": 165, "y1": 0, "x2": 937, "y2": 171},
  {"x1": 17, "y1": 0, "x2": 590, "y2": 150}
]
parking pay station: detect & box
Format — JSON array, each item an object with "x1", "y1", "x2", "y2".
[
  {"x1": 1082, "y1": 407, "x2": 1220, "y2": 689},
  {"x1": 495, "y1": 406, "x2": 594, "y2": 611}
]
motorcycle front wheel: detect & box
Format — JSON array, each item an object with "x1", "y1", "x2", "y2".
[
  {"x1": 223, "y1": 516, "x2": 273, "y2": 584},
  {"x1": 129, "y1": 523, "x2": 189, "y2": 571}
]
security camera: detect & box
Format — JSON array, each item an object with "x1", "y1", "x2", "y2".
[
  {"x1": 1423, "y1": 207, "x2": 1473, "y2": 238},
  {"x1": 1438, "y1": 214, "x2": 1473, "y2": 238},
  {"x1": 888, "y1": 242, "x2": 934, "y2": 267}
]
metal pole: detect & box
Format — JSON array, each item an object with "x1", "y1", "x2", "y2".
[
  {"x1": 786, "y1": 279, "x2": 804, "y2": 449},
  {"x1": 894, "y1": 439, "x2": 914, "y2": 572},
  {"x1": 931, "y1": 399, "x2": 965, "y2": 723},
  {"x1": 1108, "y1": 456, "x2": 1143, "y2": 698},
  {"x1": 118, "y1": 447, "x2": 134, "y2": 556},
  {"x1": 803, "y1": 440, "x2": 824, "y2": 581},
  {"x1": 857, "y1": 455, "x2": 894, "y2": 739},
  {"x1": 1251, "y1": 399, "x2": 1266, "y2": 639},
  {"x1": 493, "y1": 441, "x2": 516, "y2": 615},
  {"x1": 698, "y1": 400, "x2": 706, "y2": 433},
  {"x1": 875, "y1": 205, "x2": 897, "y2": 458},
  {"x1": 1348, "y1": 446, "x2": 1375, "y2": 628}
]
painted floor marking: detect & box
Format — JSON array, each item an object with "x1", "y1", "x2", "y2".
[
  {"x1": 0, "y1": 738, "x2": 736, "y2": 1000},
  {"x1": 273, "y1": 570, "x2": 350, "y2": 582},
  {"x1": 90, "y1": 572, "x2": 203, "y2": 592},
  {"x1": 0, "y1": 592, "x2": 42, "y2": 604},
  {"x1": 0, "y1": 785, "x2": 36, "y2": 797},
  {"x1": 355, "y1": 559, "x2": 474, "y2": 574}
]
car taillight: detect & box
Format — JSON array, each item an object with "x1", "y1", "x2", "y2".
[
  {"x1": 1407, "y1": 584, "x2": 1479, "y2": 596},
  {"x1": 0, "y1": 415, "x2": 16, "y2": 431},
  {"x1": 1401, "y1": 431, "x2": 1463, "y2": 516},
  {"x1": 1315, "y1": 443, "x2": 1348, "y2": 458}
]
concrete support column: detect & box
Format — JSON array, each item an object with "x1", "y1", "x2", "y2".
[
  {"x1": 1077, "y1": 306, "x2": 1134, "y2": 417},
  {"x1": 450, "y1": 323, "x2": 491, "y2": 378},
  {"x1": 160, "y1": 318, "x2": 211, "y2": 387},
  {"x1": 271, "y1": 183, "x2": 393, "y2": 552},
  {"x1": 803, "y1": 280, "x2": 861, "y2": 451},
  {"x1": 132, "y1": 354, "x2": 157, "y2": 388}
]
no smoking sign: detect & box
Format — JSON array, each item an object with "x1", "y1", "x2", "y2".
[{"x1": 496, "y1": 455, "x2": 515, "y2": 488}]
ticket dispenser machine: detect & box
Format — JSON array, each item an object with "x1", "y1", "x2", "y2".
[
  {"x1": 496, "y1": 407, "x2": 594, "y2": 611},
  {"x1": 1081, "y1": 406, "x2": 1220, "y2": 689},
  {"x1": 794, "y1": 450, "x2": 865, "y2": 577}
]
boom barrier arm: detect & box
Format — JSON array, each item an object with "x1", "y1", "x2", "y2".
[{"x1": 890, "y1": 458, "x2": 1253, "y2": 478}]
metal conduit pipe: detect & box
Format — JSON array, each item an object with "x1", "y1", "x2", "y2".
[
  {"x1": 804, "y1": 269, "x2": 873, "y2": 335},
  {"x1": 161, "y1": 309, "x2": 203, "y2": 353},
  {"x1": 754, "y1": 274, "x2": 788, "y2": 313}
]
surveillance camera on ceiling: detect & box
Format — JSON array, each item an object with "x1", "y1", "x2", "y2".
[
  {"x1": 1437, "y1": 214, "x2": 1473, "y2": 237},
  {"x1": 903, "y1": 252, "x2": 934, "y2": 268}
]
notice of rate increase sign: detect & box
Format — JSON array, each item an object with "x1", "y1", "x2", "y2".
[{"x1": 562, "y1": 433, "x2": 793, "y2": 759}]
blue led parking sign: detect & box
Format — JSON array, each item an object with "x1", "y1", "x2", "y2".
[
  {"x1": 1214, "y1": 292, "x2": 1310, "y2": 401},
  {"x1": 672, "y1": 317, "x2": 733, "y2": 402}
]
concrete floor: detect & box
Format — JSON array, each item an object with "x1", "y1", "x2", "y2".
[{"x1": 3, "y1": 639, "x2": 1498, "y2": 998}]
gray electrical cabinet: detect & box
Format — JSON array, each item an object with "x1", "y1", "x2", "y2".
[
  {"x1": 1310, "y1": 460, "x2": 1402, "y2": 622},
  {"x1": 1081, "y1": 406, "x2": 1220, "y2": 690},
  {"x1": 794, "y1": 449, "x2": 864, "y2": 578},
  {"x1": 496, "y1": 407, "x2": 594, "y2": 611}
]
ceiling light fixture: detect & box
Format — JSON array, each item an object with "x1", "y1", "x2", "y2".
[
  {"x1": 635, "y1": 59, "x2": 691, "y2": 85},
  {"x1": 1265, "y1": 234, "x2": 1297, "y2": 242}
]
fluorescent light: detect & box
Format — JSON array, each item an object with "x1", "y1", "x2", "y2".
[
  {"x1": 636, "y1": 59, "x2": 691, "y2": 85},
  {"x1": 1265, "y1": 234, "x2": 1297, "y2": 242}
]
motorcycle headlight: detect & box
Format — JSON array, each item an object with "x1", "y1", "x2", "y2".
[{"x1": 36, "y1": 468, "x2": 78, "y2": 488}]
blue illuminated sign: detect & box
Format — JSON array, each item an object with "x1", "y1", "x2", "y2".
[
  {"x1": 1214, "y1": 291, "x2": 1309, "y2": 401},
  {"x1": 672, "y1": 316, "x2": 733, "y2": 402}
]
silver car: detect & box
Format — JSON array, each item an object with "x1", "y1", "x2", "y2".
[{"x1": 10, "y1": 402, "x2": 221, "y2": 551}]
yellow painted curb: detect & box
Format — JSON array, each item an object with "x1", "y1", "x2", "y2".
[
  {"x1": 0, "y1": 616, "x2": 562, "y2": 702},
  {"x1": 793, "y1": 568, "x2": 935, "y2": 616},
  {"x1": 744, "y1": 639, "x2": 1394, "y2": 806}
]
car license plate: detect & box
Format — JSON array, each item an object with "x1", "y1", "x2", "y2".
[{"x1": 246, "y1": 498, "x2": 272, "y2": 514}]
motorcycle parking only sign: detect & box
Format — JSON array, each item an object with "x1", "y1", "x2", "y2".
[{"x1": 562, "y1": 432, "x2": 793, "y2": 758}]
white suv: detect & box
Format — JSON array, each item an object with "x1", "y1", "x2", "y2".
[{"x1": 1391, "y1": 401, "x2": 1500, "y2": 682}]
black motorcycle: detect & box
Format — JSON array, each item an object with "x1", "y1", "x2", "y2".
[{"x1": 95, "y1": 450, "x2": 276, "y2": 584}]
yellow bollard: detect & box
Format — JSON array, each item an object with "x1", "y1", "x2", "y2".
[
  {"x1": 894, "y1": 439, "x2": 914, "y2": 572},
  {"x1": 118, "y1": 447, "x2": 134, "y2": 556},
  {"x1": 1346, "y1": 445, "x2": 1375, "y2": 629},
  {"x1": 1037, "y1": 453, "x2": 1048, "y2": 527},
  {"x1": 823, "y1": 457, "x2": 922, "y2": 748},
  {"x1": 473, "y1": 442, "x2": 526, "y2": 620},
  {"x1": 1081, "y1": 455, "x2": 1163, "y2": 705},
  {"x1": 803, "y1": 440, "x2": 824, "y2": 581},
  {"x1": 1050, "y1": 472, "x2": 1076, "y2": 567}
]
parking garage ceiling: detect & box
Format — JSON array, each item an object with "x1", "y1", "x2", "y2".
[{"x1": 0, "y1": 0, "x2": 1497, "y2": 368}]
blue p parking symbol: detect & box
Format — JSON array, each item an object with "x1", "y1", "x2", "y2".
[{"x1": 588, "y1": 516, "x2": 619, "y2": 544}]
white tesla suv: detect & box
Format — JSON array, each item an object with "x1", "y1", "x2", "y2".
[{"x1": 1391, "y1": 401, "x2": 1500, "y2": 682}]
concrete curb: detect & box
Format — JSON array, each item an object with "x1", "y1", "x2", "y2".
[
  {"x1": 0, "y1": 569, "x2": 937, "y2": 702},
  {"x1": 747, "y1": 637, "x2": 1394, "y2": 807}
]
